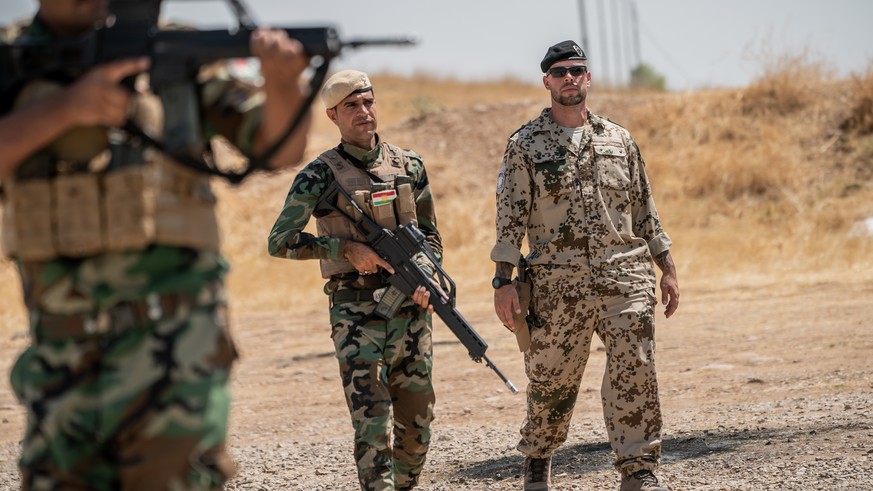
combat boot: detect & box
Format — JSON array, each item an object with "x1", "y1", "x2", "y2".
[
  {"x1": 522, "y1": 456, "x2": 551, "y2": 490},
  {"x1": 619, "y1": 470, "x2": 669, "y2": 491}
]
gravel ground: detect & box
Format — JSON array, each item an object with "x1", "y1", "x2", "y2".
[
  {"x1": 2, "y1": 278, "x2": 871, "y2": 490},
  {"x1": 218, "y1": 389, "x2": 872, "y2": 491}
]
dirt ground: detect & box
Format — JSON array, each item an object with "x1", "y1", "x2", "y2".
[{"x1": 1, "y1": 269, "x2": 871, "y2": 491}]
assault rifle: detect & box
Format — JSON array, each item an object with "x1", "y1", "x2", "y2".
[
  {"x1": 0, "y1": 0, "x2": 416, "y2": 183},
  {"x1": 320, "y1": 182, "x2": 519, "y2": 394}
]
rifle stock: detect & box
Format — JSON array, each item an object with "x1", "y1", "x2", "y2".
[{"x1": 322, "y1": 182, "x2": 518, "y2": 394}]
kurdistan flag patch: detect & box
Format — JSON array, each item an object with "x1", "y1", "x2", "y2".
[{"x1": 372, "y1": 189, "x2": 397, "y2": 207}]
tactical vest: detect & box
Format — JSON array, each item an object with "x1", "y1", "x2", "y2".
[
  {"x1": 1, "y1": 82, "x2": 220, "y2": 261},
  {"x1": 316, "y1": 142, "x2": 417, "y2": 278}
]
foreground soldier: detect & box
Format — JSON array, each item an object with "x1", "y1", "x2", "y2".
[
  {"x1": 491, "y1": 41, "x2": 680, "y2": 491},
  {"x1": 267, "y1": 70, "x2": 441, "y2": 490},
  {"x1": 0, "y1": 0, "x2": 311, "y2": 489}
]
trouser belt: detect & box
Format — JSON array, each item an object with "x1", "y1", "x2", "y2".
[
  {"x1": 330, "y1": 289, "x2": 381, "y2": 304},
  {"x1": 32, "y1": 292, "x2": 196, "y2": 343}
]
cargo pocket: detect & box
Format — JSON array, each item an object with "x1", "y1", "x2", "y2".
[
  {"x1": 594, "y1": 144, "x2": 630, "y2": 190},
  {"x1": 594, "y1": 144, "x2": 632, "y2": 234},
  {"x1": 532, "y1": 155, "x2": 575, "y2": 206}
]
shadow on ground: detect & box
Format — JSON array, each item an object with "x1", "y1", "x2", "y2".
[{"x1": 452, "y1": 420, "x2": 869, "y2": 483}]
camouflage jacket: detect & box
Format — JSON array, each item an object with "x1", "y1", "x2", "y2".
[
  {"x1": 491, "y1": 108, "x2": 671, "y2": 296},
  {"x1": 267, "y1": 136, "x2": 442, "y2": 293},
  {"x1": 2, "y1": 16, "x2": 268, "y2": 311}
]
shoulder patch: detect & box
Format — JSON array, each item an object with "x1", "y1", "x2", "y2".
[{"x1": 496, "y1": 165, "x2": 507, "y2": 194}]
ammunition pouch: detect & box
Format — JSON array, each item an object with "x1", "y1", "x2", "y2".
[{"x1": 2, "y1": 157, "x2": 220, "y2": 261}]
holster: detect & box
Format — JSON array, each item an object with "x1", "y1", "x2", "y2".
[{"x1": 512, "y1": 276, "x2": 532, "y2": 352}]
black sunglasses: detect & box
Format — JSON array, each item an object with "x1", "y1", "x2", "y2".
[{"x1": 548, "y1": 66, "x2": 588, "y2": 78}]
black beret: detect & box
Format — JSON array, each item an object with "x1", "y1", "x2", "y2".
[{"x1": 540, "y1": 40, "x2": 587, "y2": 72}]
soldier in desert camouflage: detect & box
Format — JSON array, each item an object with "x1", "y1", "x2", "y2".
[
  {"x1": 491, "y1": 40, "x2": 680, "y2": 491},
  {"x1": 267, "y1": 70, "x2": 441, "y2": 490},
  {"x1": 0, "y1": 0, "x2": 311, "y2": 489}
]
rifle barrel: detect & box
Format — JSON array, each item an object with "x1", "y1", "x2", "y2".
[
  {"x1": 344, "y1": 36, "x2": 419, "y2": 49},
  {"x1": 485, "y1": 354, "x2": 519, "y2": 394}
]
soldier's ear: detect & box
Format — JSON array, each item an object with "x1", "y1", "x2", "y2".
[{"x1": 326, "y1": 107, "x2": 338, "y2": 125}]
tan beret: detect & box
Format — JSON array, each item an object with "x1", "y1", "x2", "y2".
[{"x1": 321, "y1": 70, "x2": 373, "y2": 108}]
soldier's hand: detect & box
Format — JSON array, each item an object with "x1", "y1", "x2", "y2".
[
  {"x1": 251, "y1": 28, "x2": 309, "y2": 87},
  {"x1": 343, "y1": 241, "x2": 394, "y2": 276},
  {"x1": 494, "y1": 285, "x2": 521, "y2": 332},
  {"x1": 250, "y1": 28, "x2": 311, "y2": 170},
  {"x1": 63, "y1": 57, "x2": 150, "y2": 128},
  {"x1": 411, "y1": 280, "x2": 448, "y2": 313},
  {"x1": 660, "y1": 271, "x2": 679, "y2": 318}
]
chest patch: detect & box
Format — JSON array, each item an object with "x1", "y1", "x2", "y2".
[{"x1": 372, "y1": 189, "x2": 397, "y2": 206}]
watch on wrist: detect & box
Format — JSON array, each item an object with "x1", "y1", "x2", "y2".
[{"x1": 492, "y1": 276, "x2": 513, "y2": 289}]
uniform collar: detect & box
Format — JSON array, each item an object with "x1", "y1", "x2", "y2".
[
  {"x1": 339, "y1": 134, "x2": 382, "y2": 168},
  {"x1": 533, "y1": 108, "x2": 607, "y2": 133}
]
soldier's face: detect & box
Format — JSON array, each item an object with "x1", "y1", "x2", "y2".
[
  {"x1": 39, "y1": 0, "x2": 109, "y2": 37},
  {"x1": 327, "y1": 90, "x2": 378, "y2": 149},
  {"x1": 543, "y1": 61, "x2": 590, "y2": 107}
]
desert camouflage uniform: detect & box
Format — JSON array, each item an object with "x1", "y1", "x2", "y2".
[
  {"x1": 3, "y1": 16, "x2": 268, "y2": 491},
  {"x1": 491, "y1": 109, "x2": 672, "y2": 475},
  {"x1": 268, "y1": 137, "x2": 441, "y2": 490}
]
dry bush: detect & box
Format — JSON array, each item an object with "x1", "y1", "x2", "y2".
[
  {"x1": 840, "y1": 69, "x2": 873, "y2": 135},
  {"x1": 738, "y1": 47, "x2": 828, "y2": 117}
]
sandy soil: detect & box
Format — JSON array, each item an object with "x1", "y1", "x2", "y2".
[{"x1": 1, "y1": 270, "x2": 871, "y2": 491}]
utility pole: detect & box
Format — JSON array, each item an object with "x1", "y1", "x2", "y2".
[
  {"x1": 577, "y1": 0, "x2": 589, "y2": 57},
  {"x1": 629, "y1": 0, "x2": 642, "y2": 68},
  {"x1": 611, "y1": 0, "x2": 624, "y2": 85},
  {"x1": 596, "y1": 0, "x2": 611, "y2": 85}
]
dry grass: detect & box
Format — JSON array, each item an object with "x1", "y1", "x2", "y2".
[
  {"x1": 626, "y1": 62, "x2": 873, "y2": 279},
  {"x1": 2, "y1": 62, "x2": 873, "y2": 330}
]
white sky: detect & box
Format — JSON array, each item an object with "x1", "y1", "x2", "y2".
[{"x1": 3, "y1": 0, "x2": 872, "y2": 91}]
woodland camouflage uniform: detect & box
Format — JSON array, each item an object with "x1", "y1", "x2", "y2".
[
  {"x1": 3, "y1": 16, "x2": 269, "y2": 491},
  {"x1": 491, "y1": 108, "x2": 672, "y2": 476},
  {"x1": 267, "y1": 137, "x2": 441, "y2": 490}
]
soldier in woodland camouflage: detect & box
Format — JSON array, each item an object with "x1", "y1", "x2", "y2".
[
  {"x1": 0, "y1": 1, "x2": 311, "y2": 489},
  {"x1": 267, "y1": 70, "x2": 442, "y2": 490},
  {"x1": 491, "y1": 40, "x2": 680, "y2": 491}
]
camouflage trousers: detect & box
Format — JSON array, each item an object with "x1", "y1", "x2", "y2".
[
  {"x1": 329, "y1": 297, "x2": 436, "y2": 490},
  {"x1": 519, "y1": 275, "x2": 662, "y2": 475},
  {"x1": 10, "y1": 281, "x2": 238, "y2": 491}
]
